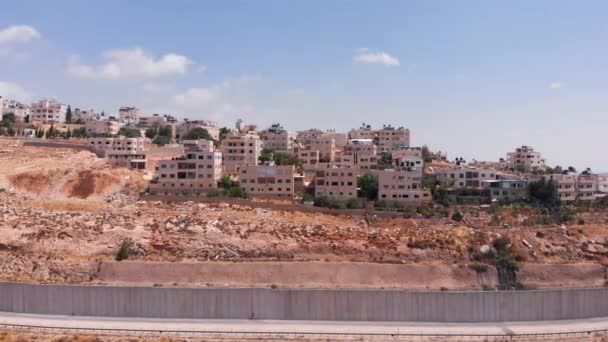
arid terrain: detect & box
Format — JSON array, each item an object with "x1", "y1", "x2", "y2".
[{"x1": 1, "y1": 138, "x2": 608, "y2": 289}]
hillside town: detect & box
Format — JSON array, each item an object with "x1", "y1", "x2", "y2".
[{"x1": 1, "y1": 95, "x2": 607, "y2": 208}]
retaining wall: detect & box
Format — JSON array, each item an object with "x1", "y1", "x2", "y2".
[{"x1": 1, "y1": 282, "x2": 608, "y2": 322}]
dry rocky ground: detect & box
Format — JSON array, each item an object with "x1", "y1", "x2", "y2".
[{"x1": 1, "y1": 138, "x2": 608, "y2": 288}]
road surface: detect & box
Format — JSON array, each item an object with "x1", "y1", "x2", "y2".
[{"x1": 2, "y1": 311, "x2": 608, "y2": 338}]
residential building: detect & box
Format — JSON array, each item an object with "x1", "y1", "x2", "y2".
[
  {"x1": 377, "y1": 169, "x2": 431, "y2": 204},
  {"x1": 138, "y1": 114, "x2": 167, "y2": 127},
  {"x1": 239, "y1": 164, "x2": 296, "y2": 198},
  {"x1": 72, "y1": 109, "x2": 98, "y2": 123},
  {"x1": 235, "y1": 118, "x2": 257, "y2": 133},
  {"x1": 482, "y1": 180, "x2": 529, "y2": 202},
  {"x1": 221, "y1": 133, "x2": 262, "y2": 174},
  {"x1": 149, "y1": 140, "x2": 222, "y2": 194},
  {"x1": 85, "y1": 117, "x2": 124, "y2": 135},
  {"x1": 506, "y1": 145, "x2": 546, "y2": 171},
  {"x1": 88, "y1": 136, "x2": 146, "y2": 169},
  {"x1": 435, "y1": 167, "x2": 499, "y2": 189},
  {"x1": 30, "y1": 98, "x2": 67, "y2": 124},
  {"x1": 260, "y1": 123, "x2": 296, "y2": 151},
  {"x1": 348, "y1": 123, "x2": 411, "y2": 153},
  {"x1": 547, "y1": 173, "x2": 605, "y2": 202},
  {"x1": 296, "y1": 145, "x2": 320, "y2": 169},
  {"x1": 118, "y1": 107, "x2": 140, "y2": 124},
  {"x1": 1, "y1": 99, "x2": 30, "y2": 122},
  {"x1": 175, "y1": 120, "x2": 220, "y2": 141},
  {"x1": 396, "y1": 155, "x2": 424, "y2": 170},
  {"x1": 335, "y1": 139, "x2": 378, "y2": 171},
  {"x1": 299, "y1": 136, "x2": 335, "y2": 162},
  {"x1": 314, "y1": 164, "x2": 358, "y2": 201}
]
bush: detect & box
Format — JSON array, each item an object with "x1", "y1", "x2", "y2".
[
  {"x1": 314, "y1": 196, "x2": 331, "y2": 207},
  {"x1": 451, "y1": 211, "x2": 464, "y2": 222},
  {"x1": 301, "y1": 193, "x2": 314, "y2": 203},
  {"x1": 152, "y1": 136, "x2": 171, "y2": 145},
  {"x1": 345, "y1": 198, "x2": 362, "y2": 209},
  {"x1": 207, "y1": 189, "x2": 227, "y2": 197},
  {"x1": 468, "y1": 263, "x2": 489, "y2": 274},
  {"x1": 115, "y1": 240, "x2": 131, "y2": 261},
  {"x1": 492, "y1": 236, "x2": 511, "y2": 254},
  {"x1": 228, "y1": 186, "x2": 248, "y2": 199},
  {"x1": 217, "y1": 175, "x2": 236, "y2": 190}
]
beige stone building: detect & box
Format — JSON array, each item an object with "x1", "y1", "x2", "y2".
[
  {"x1": 314, "y1": 164, "x2": 358, "y2": 201},
  {"x1": 175, "y1": 120, "x2": 220, "y2": 141},
  {"x1": 334, "y1": 139, "x2": 378, "y2": 171},
  {"x1": 506, "y1": 145, "x2": 546, "y2": 171},
  {"x1": 30, "y1": 98, "x2": 67, "y2": 124},
  {"x1": 238, "y1": 164, "x2": 296, "y2": 199},
  {"x1": 435, "y1": 167, "x2": 499, "y2": 189},
  {"x1": 85, "y1": 117, "x2": 124, "y2": 135},
  {"x1": 221, "y1": 133, "x2": 262, "y2": 174},
  {"x1": 377, "y1": 169, "x2": 431, "y2": 203},
  {"x1": 548, "y1": 173, "x2": 604, "y2": 202},
  {"x1": 299, "y1": 136, "x2": 335, "y2": 162},
  {"x1": 296, "y1": 145, "x2": 320, "y2": 169},
  {"x1": 149, "y1": 140, "x2": 222, "y2": 194},
  {"x1": 118, "y1": 106, "x2": 140, "y2": 124},
  {"x1": 88, "y1": 136, "x2": 146, "y2": 169},
  {"x1": 260, "y1": 124, "x2": 296, "y2": 151},
  {"x1": 348, "y1": 123, "x2": 410, "y2": 153},
  {"x1": 482, "y1": 180, "x2": 529, "y2": 202}
]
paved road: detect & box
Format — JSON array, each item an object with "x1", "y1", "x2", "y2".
[{"x1": 1, "y1": 311, "x2": 608, "y2": 337}]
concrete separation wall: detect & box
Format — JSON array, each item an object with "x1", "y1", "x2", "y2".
[{"x1": 2, "y1": 281, "x2": 608, "y2": 322}]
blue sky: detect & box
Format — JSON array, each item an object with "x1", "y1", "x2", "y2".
[{"x1": 1, "y1": 1, "x2": 607, "y2": 171}]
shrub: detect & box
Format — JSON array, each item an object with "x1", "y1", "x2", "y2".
[
  {"x1": 492, "y1": 236, "x2": 511, "y2": 254},
  {"x1": 115, "y1": 240, "x2": 131, "y2": 261},
  {"x1": 301, "y1": 193, "x2": 314, "y2": 203},
  {"x1": 217, "y1": 175, "x2": 236, "y2": 189},
  {"x1": 207, "y1": 189, "x2": 227, "y2": 197},
  {"x1": 451, "y1": 211, "x2": 464, "y2": 222},
  {"x1": 314, "y1": 196, "x2": 331, "y2": 207},
  {"x1": 469, "y1": 263, "x2": 489, "y2": 274},
  {"x1": 228, "y1": 186, "x2": 248, "y2": 199},
  {"x1": 345, "y1": 198, "x2": 362, "y2": 209},
  {"x1": 152, "y1": 136, "x2": 171, "y2": 145}
]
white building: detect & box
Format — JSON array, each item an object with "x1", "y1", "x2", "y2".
[
  {"x1": 30, "y1": 98, "x2": 67, "y2": 124},
  {"x1": 88, "y1": 136, "x2": 146, "y2": 169},
  {"x1": 118, "y1": 107, "x2": 140, "y2": 124},
  {"x1": 506, "y1": 146, "x2": 546, "y2": 171},
  {"x1": 1, "y1": 98, "x2": 30, "y2": 122},
  {"x1": 85, "y1": 117, "x2": 124, "y2": 135}
]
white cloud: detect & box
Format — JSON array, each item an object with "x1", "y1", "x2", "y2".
[
  {"x1": 165, "y1": 74, "x2": 260, "y2": 120},
  {"x1": 549, "y1": 82, "x2": 564, "y2": 89},
  {"x1": 0, "y1": 25, "x2": 40, "y2": 46},
  {"x1": 67, "y1": 48, "x2": 193, "y2": 80},
  {"x1": 0, "y1": 81, "x2": 32, "y2": 101},
  {"x1": 353, "y1": 48, "x2": 400, "y2": 66}
]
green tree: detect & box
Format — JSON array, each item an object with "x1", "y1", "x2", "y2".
[
  {"x1": 218, "y1": 175, "x2": 236, "y2": 189},
  {"x1": 529, "y1": 178, "x2": 560, "y2": 208},
  {"x1": 421, "y1": 145, "x2": 433, "y2": 163},
  {"x1": 1, "y1": 112, "x2": 15, "y2": 127},
  {"x1": 378, "y1": 152, "x2": 392, "y2": 169},
  {"x1": 219, "y1": 127, "x2": 231, "y2": 142},
  {"x1": 152, "y1": 136, "x2": 171, "y2": 145},
  {"x1": 65, "y1": 128, "x2": 72, "y2": 139},
  {"x1": 358, "y1": 172, "x2": 378, "y2": 200},
  {"x1": 259, "y1": 149, "x2": 273, "y2": 163},
  {"x1": 117, "y1": 127, "x2": 142, "y2": 138},
  {"x1": 183, "y1": 127, "x2": 212, "y2": 140},
  {"x1": 145, "y1": 127, "x2": 158, "y2": 139},
  {"x1": 65, "y1": 105, "x2": 72, "y2": 123},
  {"x1": 158, "y1": 125, "x2": 173, "y2": 138}
]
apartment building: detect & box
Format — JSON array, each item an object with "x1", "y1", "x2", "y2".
[
  {"x1": 149, "y1": 140, "x2": 222, "y2": 194},
  {"x1": 377, "y1": 169, "x2": 431, "y2": 204},
  {"x1": 118, "y1": 107, "x2": 140, "y2": 124},
  {"x1": 482, "y1": 180, "x2": 529, "y2": 202},
  {"x1": 296, "y1": 145, "x2": 320, "y2": 169},
  {"x1": 1, "y1": 97, "x2": 30, "y2": 122},
  {"x1": 221, "y1": 133, "x2": 262, "y2": 174},
  {"x1": 348, "y1": 123, "x2": 410, "y2": 153},
  {"x1": 30, "y1": 98, "x2": 67, "y2": 124},
  {"x1": 299, "y1": 136, "x2": 335, "y2": 162},
  {"x1": 547, "y1": 173, "x2": 604, "y2": 202},
  {"x1": 72, "y1": 109, "x2": 98, "y2": 123},
  {"x1": 314, "y1": 164, "x2": 358, "y2": 201},
  {"x1": 506, "y1": 145, "x2": 546, "y2": 170},
  {"x1": 88, "y1": 136, "x2": 146, "y2": 169},
  {"x1": 396, "y1": 155, "x2": 424, "y2": 170},
  {"x1": 85, "y1": 117, "x2": 124, "y2": 135},
  {"x1": 435, "y1": 167, "x2": 499, "y2": 189},
  {"x1": 138, "y1": 114, "x2": 167, "y2": 127},
  {"x1": 238, "y1": 164, "x2": 296, "y2": 198},
  {"x1": 377, "y1": 125, "x2": 410, "y2": 152},
  {"x1": 335, "y1": 139, "x2": 378, "y2": 171},
  {"x1": 260, "y1": 123, "x2": 296, "y2": 151},
  {"x1": 175, "y1": 120, "x2": 220, "y2": 141},
  {"x1": 235, "y1": 119, "x2": 257, "y2": 133}
]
